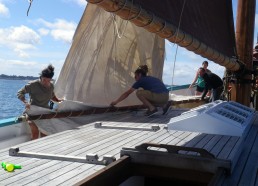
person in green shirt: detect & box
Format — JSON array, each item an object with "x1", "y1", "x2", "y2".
[
  {"x1": 17, "y1": 65, "x2": 62, "y2": 140},
  {"x1": 189, "y1": 61, "x2": 211, "y2": 96}
]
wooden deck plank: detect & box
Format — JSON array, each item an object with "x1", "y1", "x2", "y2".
[
  {"x1": 35, "y1": 130, "x2": 170, "y2": 185},
  {"x1": 56, "y1": 166, "x2": 104, "y2": 186},
  {"x1": 217, "y1": 136, "x2": 240, "y2": 160},
  {"x1": 175, "y1": 132, "x2": 200, "y2": 146},
  {"x1": 20, "y1": 111, "x2": 158, "y2": 153},
  {"x1": 150, "y1": 131, "x2": 194, "y2": 152},
  {"x1": 84, "y1": 129, "x2": 168, "y2": 157},
  {"x1": 103, "y1": 130, "x2": 182, "y2": 156},
  {"x1": 15, "y1": 110, "x2": 151, "y2": 150},
  {"x1": 0, "y1": 127, "x2": 120, "y2": 164},
  {"x1": 1, "y1": 160, "x2": 76, "y2": 185},
  {"x1": 20, "y1": 113, "x2": 151, "y2": 152},
  {"x1": 186, "y1": 134, "x2": 215, "y2": 156},
  {"x1": 222, "y1": 125, "x2": 258, "y2": 185},
  {"x1": 0, "y1": 114, "x2": 120, "y2": 156},
  {"x1": 0, "y1": 129, "x2": 140, "y2": 183},
  {"x1": 62, "y1": 131, "x2": 202, "y2": 185},
  {"x1": 227, "y1": 125, "x2": 257, "y2": 169},
  {"x1": 0, "y1": 122, "x2": 151, "y2": 182},
  {"x1": 183, "y1": 133, "x2": 207, "y2": 148},
  {"x1": 166, "y1": 131, "x2": 193, "y2": 146},
  {"x1": 238, "y1": 131, "x2": 258, "y2": 186},
  {"x1": 0, "y1": 108, "x2": 177, "y2": 157},
  {"x1": 0, "y1": 125, "x2": 124, "y2": 166},
  {"x1": 194, "y1": 134, "x2": 214, "y2": 148},
  {"x1": 12, "y1": 161, "x2": 77, "y2": 186},
  {"x1": 10, "y1": 112, "x2": 132, "y2": 149},
  {"x1": 209, "y1": 135, "x2": 231, "y2": 157},
  {"x1": 59, "y1": 123, "x2": 158, "y2": 156},
  {"x1": 202, "y1": 135, "x2": 223, "y2": 153},
  {"x1": 40, "y1": 164, "x2": 103, "y2": 186},
  {"x1": 40, "y1": 113, "x2": 179, "y2": 184},
  {"x1": 47, "y1": 131, "x2": 191, "y2": 185},
  {"x1": 2, "y1": 108, "x2": 254, "y2": 185},
  {"x1": 36, "y1": 123, "x2": 148, "y2": 154},
  {"x1": 3, "y1": 123, "x2": 158, "y2": 185}
]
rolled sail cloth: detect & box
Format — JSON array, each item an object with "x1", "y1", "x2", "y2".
[{"x1": 24, "y1": 101, "x2": 107, "y2": 135}]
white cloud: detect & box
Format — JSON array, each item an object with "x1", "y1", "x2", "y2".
[
  {"x1": 163, "y1": 60, "x2": 224, "y2": 85},
  {"x1": 0, "y1": 59, "x2": 39, "y2": 76},
  {"x1": 0, "y1": 2, "x2": 9, "y2": 17},
  {"x1": 0, "y1": 25, "x2": 40, "y2": 58},
  {"x1": 163, "y1": 43, "x2": 225, "y2": 85},
  {"x1": 63, "y1": 0, "x2": 87, "y2": 7},
  {"x1": 75, "y1": 0, "x2": 87, "y2": 7},
  {"x1": 7, "y1": 26, "x2": 40, "y2": 44},
  {"x1": 38, "y1": 28, "x2": 50, "y2": 36},
  {"x1": 256, "y1": 14, "x2": 258, "y2": 29},
  {"x1": 0, "y1": 58, "x2": 64, "y2": 79},
  {"x1": 163, "y1": 61, "x2": 194, "y2": 85},
  {"x1": 51, "y1": 29, "x2": 75, "y2": 44},
  {"x1": 37, "y1": 18, "x2": 77, "y2": 44}
]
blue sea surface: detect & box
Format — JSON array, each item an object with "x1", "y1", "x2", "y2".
[{"x1": 0, "y1": 79, "x2": 28, "y2": 119}]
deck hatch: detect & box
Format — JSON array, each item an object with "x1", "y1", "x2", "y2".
[{"x1": 167, "y1": 100, "x2": 255, "y2": 136}]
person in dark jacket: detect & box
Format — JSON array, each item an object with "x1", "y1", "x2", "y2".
[{"x1": 198, "y1": 67, "x2": 224, "y2": 102}]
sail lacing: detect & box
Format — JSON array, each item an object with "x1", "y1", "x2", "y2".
[
  {"x1": 112, "y1": 15, "x2": 129, "y2": 39},
  {"x1": 111, "y1": 0, "x2": 135, "y2": 105},
  {"x1": 112, "y1": 0, "x2": 134, "y2": 39}
]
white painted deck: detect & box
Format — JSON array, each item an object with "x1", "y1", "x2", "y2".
[{"x1": 0, "y1": 109, "x2": 257, "y2": 185}]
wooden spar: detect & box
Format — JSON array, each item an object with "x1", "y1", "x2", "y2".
[
  {"x1": 25, "y1": 105, "x2": 146, "y2": 120},
  {"x1": 231, "y1": 0, "x2": 256, "y2": 106},
  {"x1": 24, "y1": 98, "x2": 204, "y2": 120},
  {"x1": 86, "y1": 0, "x2": 240, "y2": 71}
]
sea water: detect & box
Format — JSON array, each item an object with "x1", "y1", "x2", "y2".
[{"x1": 0, "y1": 79, "x2": 28, "y2": 119}]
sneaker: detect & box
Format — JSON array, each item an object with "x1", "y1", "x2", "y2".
[
  {"x1": 145, "y1": 108, "x2": 158, "y2": 117},
  {"x1": 162, "y1": 101, "x2": 172, "y2": 115}
]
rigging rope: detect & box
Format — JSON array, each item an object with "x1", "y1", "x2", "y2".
[
  {"x1": 110, "y1": 0, "x2": 134, "y2": 104},
  {"x1": 170, "y1": 0, "x2": 186, "y2": 89},
  {"x1": 112, "y1": 14, "x2": 129, "y2": 39},
  {"x1": 27, "y1": 0, "x2": 33, "y2": 16},
  {"x1": 112, "y1": 0, "x2": 134, "y2": 39}
]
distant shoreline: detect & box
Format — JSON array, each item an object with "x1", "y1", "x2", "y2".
[{"x1": 0, "y1": 74, "x2": 38, "y2": 81}]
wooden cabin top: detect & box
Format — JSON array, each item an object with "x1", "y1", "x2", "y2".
[{"x1": 0, "y1": 108, "x2": 257, "y2": 185}]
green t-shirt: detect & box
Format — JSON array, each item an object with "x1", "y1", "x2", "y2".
[{"x1": 17, "y1": 79, "x2": 55, "y2": 109}]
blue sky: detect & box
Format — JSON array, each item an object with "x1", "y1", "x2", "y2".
[{"x1": 0, "y1": 0, "x2": 257, "y2": 85}]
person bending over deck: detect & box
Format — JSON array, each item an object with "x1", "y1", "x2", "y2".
[
  {"x1": 17, "y1": 65, "x2": 63, "y2": 140},
  {"x1": 198, "y1": 67, "x2": 224, "y2": 102},
  {"x1": 110, "y1": 65, "x2": 171, "y2": 116},
  {"x1": 189, "y1": 61, "x2": 211, "y2": 96}
]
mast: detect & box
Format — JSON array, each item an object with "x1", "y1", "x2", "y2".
[{"x1": 231, "y1": 0, "x2": 256, "y2": 106}]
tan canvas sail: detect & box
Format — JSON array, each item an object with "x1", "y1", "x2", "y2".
[{"x1": 55, "y1": 4, "x2": 165, "y2": 107}]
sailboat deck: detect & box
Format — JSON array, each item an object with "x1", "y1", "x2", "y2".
[{"x1": 0, "y1": 109, "x2": 257, "y2": 185}]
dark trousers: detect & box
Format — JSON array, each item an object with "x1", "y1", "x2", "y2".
[{"x1": 210, "y1": 86, "x2": 223, "y2": 102}]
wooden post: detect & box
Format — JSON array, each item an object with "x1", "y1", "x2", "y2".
[{"x1": 231, "y1": 0, "x2": 256, "y2": 106}]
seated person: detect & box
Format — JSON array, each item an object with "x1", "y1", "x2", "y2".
[{"x1": 110, "y1": 65, "x2": 171, "y2": 116}]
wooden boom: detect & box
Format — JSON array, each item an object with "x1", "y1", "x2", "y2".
[{"x1": 86, "y1": 0, "x2": 240, "y2": 71}]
